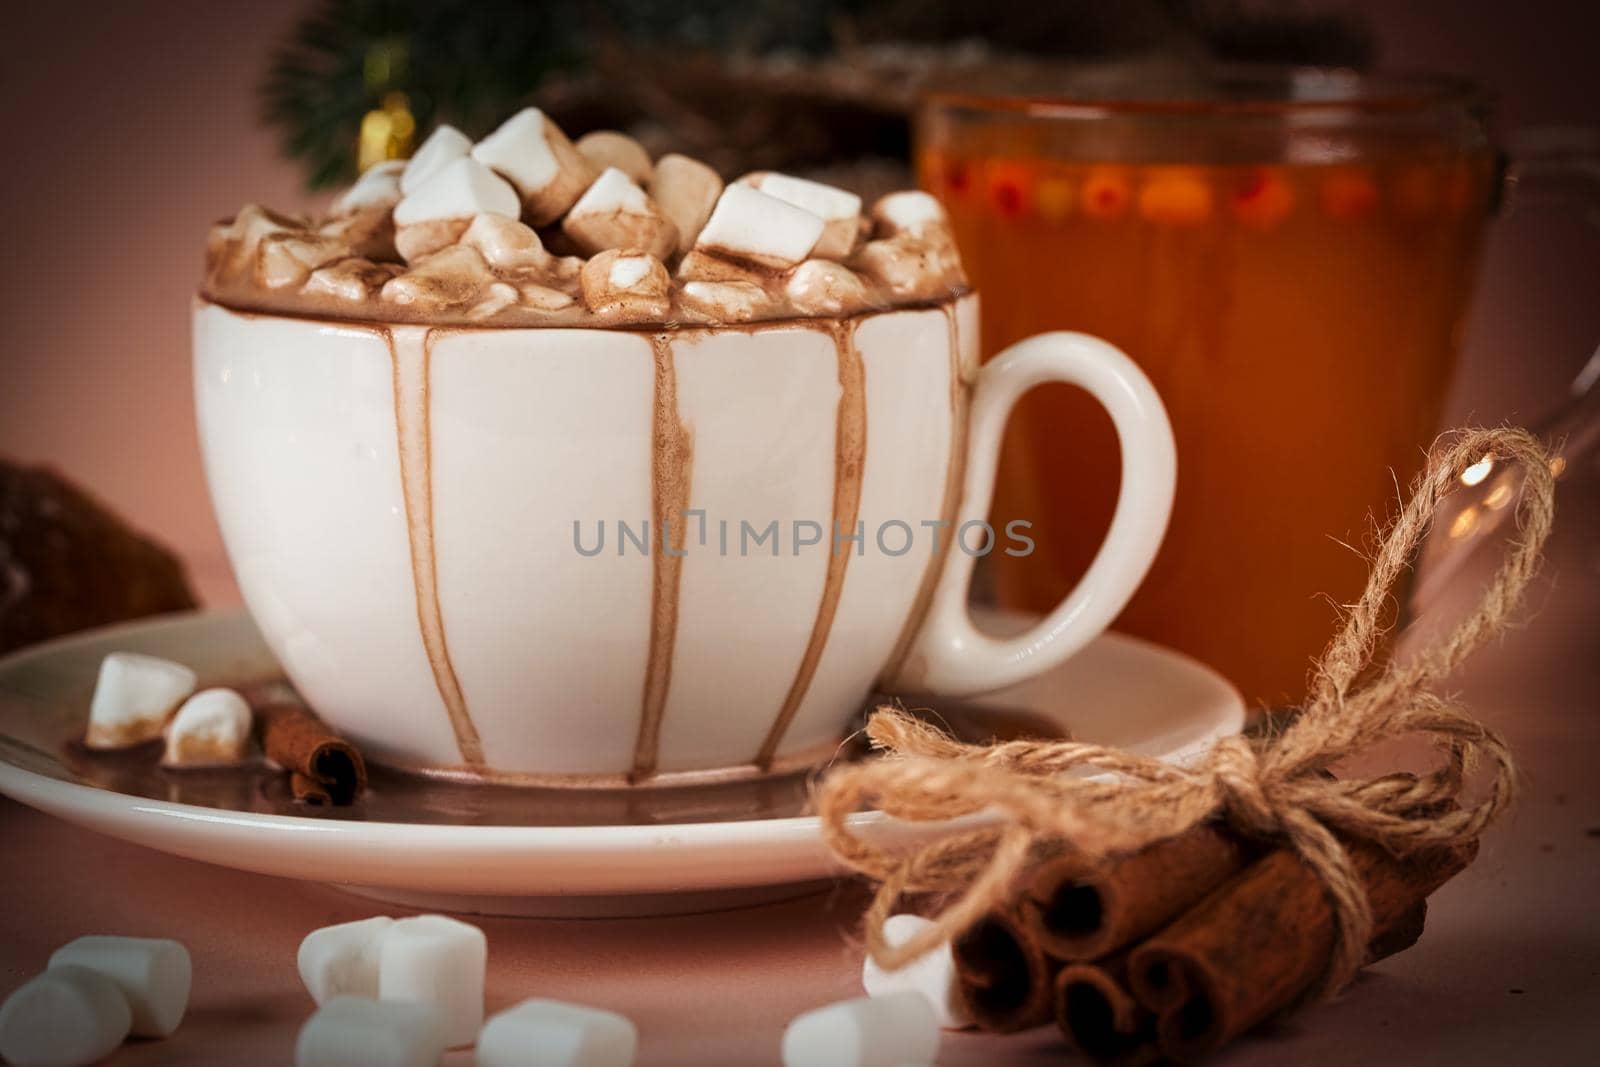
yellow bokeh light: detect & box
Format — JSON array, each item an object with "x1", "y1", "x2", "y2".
[{"x1": 1449, "y1": 505, "x2": 1480, "y2": 540}]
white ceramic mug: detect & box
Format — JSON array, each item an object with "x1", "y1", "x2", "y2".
[{"x1": 194, "y1": 293, "x2": 1175, "y2": 783}]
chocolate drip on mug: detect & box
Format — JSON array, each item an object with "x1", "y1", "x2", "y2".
[
  {"x1": 754, "y1": 319, "x2": 868, "y2": 767},
  {"x1": 631, "y1": 333, "x2": 694, "y2": 781},
  {"x1": 386, "y1": 327, "x2": 484, "y2": 766},
  {"x1": 880, "y1": 301, "x2": 969, "y2": 686}
]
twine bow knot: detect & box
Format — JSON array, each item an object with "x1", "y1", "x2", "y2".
[{"x1": 816, "y1": 428, "x2": 1556, "y2": 995}]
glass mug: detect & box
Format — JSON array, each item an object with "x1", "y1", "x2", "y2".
[{"x1": 917, "y1": 69, "x2": 1515, "y2": 708}]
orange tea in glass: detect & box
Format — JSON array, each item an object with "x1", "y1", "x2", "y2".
[{"x1": 918, "y1": 71, "x2": 1498, "y2": 707}]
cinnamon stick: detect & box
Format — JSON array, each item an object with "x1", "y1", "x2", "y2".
[
  {"x1": 1127, "y1": 838, "x2": 1473, "y2": 1061},
  {"x1": 256, "y1": 702, "x2": 367, "y2": 805},
  {"x1": 1023, "y1": 824, "x2": 1254, "y2": 961},
  {"x1": 1054, "y1": 956, "x2": 1158, "y2": 1066},
  {"x1": 951, "y1": 908, "x2": 1059, "y2": 1031}
]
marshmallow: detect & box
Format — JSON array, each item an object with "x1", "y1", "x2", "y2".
[
  {"x1": 297, "y1": 916, "x2": 394, "y2": 1006},
  {"x1": 786, "y1": 259, "x2": 872, "y2": 316},
  {"x1": 377, "y1": 915, "x2": 486, "y2": 1048},
  {"x1": 211, "y1": 204, "x2": 302, "y2": 276},
  {"x1": 675, "y1": 249, "x2": 767, "y2": 286},
  {"x1": 677, "y1": 280, "x2": 774, "y2": 323},
  {"x1": 575, "y1": 130, "x2": 654, "y2": 185},
  {"x1": 335, "y1": 160, "x2": 406, "y2": 214},
  {"x1": 695, "y1": 184, "x2": 823, "y2": 270},
  {"x1": 460, "y1": 214, "x2": 555, "y2": 271},
  {"x1": 471, "y1": 108, "x2": 598, "y2": 225},
  {"x1": 47, "y1": 936, "x2": 190, "y2": 1039},
  {"x1": 476, "y1": 999, "x2": 638, "y2": 1067},
  {"x1": 852, "y1": 233, "x2": 964, "y2": 301},
  {"x1": 393, "y1": 158, "x2": 520, "y2": 261},
  {"x1": 400, "y1": 125, "x2": 472, "y2": 194},
  {"x1": 0, "y1": 965, "x2": 131, "y2": 1067},
  {"x1": 320, "y1": 205, "x2": 399, "y2": 261},
  {"x1": 649, "y1": 154, "x2": 723, "y2": 255},
  {"x1": 578, "y1": 249, "x2": 670, "y2": 320},
  {"x1": 382, "y1": 245, "x2": 498, "y2": 312},
  {"x1": 870, "y1": 191, "x2": 948, "y2": 237},
  {"x1": 508, "y1": 275, "x2": 578, "y2": 312},
  {"x1": 85, "y1": 653, "x2": 197, "y2": 749},
  {"x1": 781, "y1": 992, "x2": 939, "y2": 1067},
  {"x1": 743, "y1": 173, "x2": 862, "y2": 259},
  {"x1": 469, "y1": 281, "x2": 521, "y2": 320},
  {"x1": 304, "y1": 258, "x2": 403, "y2": 303},
  {"x1": 561, "y1": 168, "x2": 679, "y2": 261},
  {"x1": 161, "y1": 688, "x2": 253, "y2": 767},
  {"x1": 860, "y1": 914, "x2": 972, "y2": 1030},
  {"x1": 296, "y1": 996, "x2": 446, "y2": 1067},
  {"x1": 258, "y1": 234, "x2": 351, "y2": 290}
]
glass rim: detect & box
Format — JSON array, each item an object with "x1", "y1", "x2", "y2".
[{"x1": 921, "y1": 66, "x2": 1488, "y2": 121}]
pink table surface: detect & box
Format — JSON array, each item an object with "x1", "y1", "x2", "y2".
[{"x1": 2, "y1": 485, "x2": 1596, "y2": 1066}]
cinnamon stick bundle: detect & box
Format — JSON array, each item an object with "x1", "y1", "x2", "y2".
[
  {"x1": 256, "y1": 701, "x2": 367, "y2": 805},
  {"x1": 1054, "y1": 956, "x2": 1158, "y2": 1067},
  {"x1": 951, "y1": 908, "x2": 1058, "y2": 1031},
  {"x1": 1126, "y1": 839, "x2": 1474, "y2": 1061},
  {"x1": 1023, "y1": 824, "x2": 1255, "y2": 961}
]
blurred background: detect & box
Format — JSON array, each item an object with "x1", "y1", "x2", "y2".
[{"x1": 0, "y1": 1, "x2": 1595, "y2": 680}]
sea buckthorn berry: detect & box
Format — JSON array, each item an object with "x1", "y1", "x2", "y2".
[
  {"x1": 1319, "y1": 169, "x2": 1379, "y2": 219},
  {"x1": 1392, "y1": 165, "x2": 1439, "y2": 218},
  {"x1": 1231, "y1": 167, "x2": 1294, "y2": 228},
  {"x1": 985, "y1": 160, "x2": 1034, "y2": 218},
  {"x1": 1034, "y1": 171, "x2": 1075, "y2": 223},
  {"x1": 1080, "y1": 167, "x2": 1131, "y2": 220},
  {"x1": 1138, "y1": 168, "x2": 1213, "y2": 226}
]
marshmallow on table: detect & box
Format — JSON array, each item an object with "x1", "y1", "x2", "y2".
[
  {"x1": 472, "y1": 107, "x2": 598, "y2": 226},
  {"x1": 296, "y1": 996, "x2": 445, "y2": 1067},
  {"x1": 742, "y1": 172, "x2": 863, "y2": 259},
  {"x1": 298, "y1": 916, "x2": 394, "y2": 1006},
  {"x1": 781, "y1": 991, "x2": 939, "y2": 1067},
  {"x1": 476, "y1": 998, "x2": 637, "y2": 1067},
  {"x1": 575, "y1": 130, "x2": 654, "y2": 185},
  {"x1": 560, "y1": 167, "x2": 679, "y2": 261},
  {"x1": 694, "y1": 183, "x2": 824, "y2": 270},
  {"x1": 377, "y1": 915, "x2": 486, "y2": 1048},
  {"x1": 786, "y1": 259, "x2": 871, "y2": 316},
  {"x1": 0, "y1": 965, "x2": 132, "y2": 1067},
  {"x1": 401, "y1": 125, "x2": 472, "y2": 195},
  {"x1": 393, "y1": 158, "x2": 521, "y2": 262},
  {"x1": 335, "y1": 160, "x2": 406, "y2": 214},
  {"x1": 860, "y1": 914, "x2": 972, "y2": 1030},
  {"x1": 162, "y1": 688, "x2": 253, "y2": 767},
  {"x1": 579, "y1": 249, "x2": 670, "y2": 320},
  {"x1": 47, "y1": 937, "x2": 189, "y2": 1038},
  {"x1": 649, "y1": 154, "x2": 723, "y2": 255},
  {"x1": 85, "y1": 652, "x2": 197, "y2": 749}
]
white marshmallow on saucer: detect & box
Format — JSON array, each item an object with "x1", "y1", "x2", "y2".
[
  {"x1": 377, "y1": 915, "x2": 486, "y2": 1048},
  {"x1": 575, "y1": 130, "x2": 653, "y2": 185},
  {"x1": 860, "y1": 914, "x2": 972, "y2": 1030},
  {"x1": 561, "y1": 167, "x2": 679, "y2": 261},
  {"x1": 742, "y1": 173, "x2": 862, "y2": 259},
  {"x1": 471, "y1": 107, "x2": 598, "y2": 225},
  {"x1": 695, "y1": 184, "x2": 823, "y2": 270},
  {"x1": 162, "y1": 688, "x2": 253, "y2": 768},
  {"x1": 0, "y1": 964, "x2": 132, "y2": 1067},
  {"x1": 298, "y1": 916, "x2": 394, "y2": 1006},
  {"x1": 335, "y1": 160, "x2": 406, "y2": 214},
  {"x1": 400, "y1": 125, "x2": 472, "y2": 194},
  {"x1": 649, "y1": 154, "x2": 723, "y2": 255},
  {"x1": 870, "y1": 191, "x2": 948, "y2": 237},
  {"x1": 579, "y1": 249, "x2": 670, "y2": 320},
  {"x1": 47, "y1": 937, "x2": 190, "y2": 1039},
  {"x1": 393, "y1": 157, "x2": 521, "y2": 262},
  {"x1": 296, "y1": 996, "x2": 445, "y2": 1067},
  {"x1": 85, "y1": 652, "x2": 197, "y2": 749},
  {"x1": 476, "y1": 998, "x2": 637, "y2": 1067},
  {"x1": 781, "y1": 991, "x2": 939, "y2": 1067}
]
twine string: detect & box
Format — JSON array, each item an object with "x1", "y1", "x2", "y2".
[{"x1": 816, "y1": 427, "x2": 1556, "y2": 995}]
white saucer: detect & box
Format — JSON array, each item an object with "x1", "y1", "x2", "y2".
[{"x1": 0, "y1": 611, "x2": 1243, "y2": 916}]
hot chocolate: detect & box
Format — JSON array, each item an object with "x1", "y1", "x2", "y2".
[{"x1": 201, "y1": 108, "x2": 967, "y2": 328}]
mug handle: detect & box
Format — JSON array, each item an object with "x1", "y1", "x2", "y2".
[{"x1": 894, "y1": 331, "x2": 1176, "y2": 696}]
